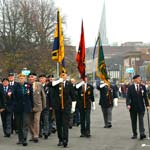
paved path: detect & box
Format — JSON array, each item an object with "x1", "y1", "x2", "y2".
[{"x1": 0, "y1": 98, "x2": 150, "y2": 150}]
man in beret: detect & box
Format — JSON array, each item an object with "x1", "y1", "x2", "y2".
[
  {"x1": 39, "y1": 74, "x2": 52, "y2": 139},
  {"x1": 8, "y1": 73, "x2": 18, "y2": 134},
  {"x1": 126, "y1": 74, "x2": 150, "y2": 140},
  {"x1": 0, "y1": 78, "x2": 15, "y2": 137},
  {"x1": 76, "y1": 75, "x2": 95, "y2": 137},
  {"x1": 28, "y1": 73, "x2": 46, "y2": 143},
  {"x1": 51, "y1": 70, "x2": 76, "y2": 147},
  {"x1": 14, "y1": 74, "x2": 33, "y2": 146}
]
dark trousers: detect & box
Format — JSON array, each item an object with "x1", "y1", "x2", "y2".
[
  {"x1": 101, "y1": 106, "x2": 113, "y2": 126},
  {"x1": 15, "y1": 112, "x2": 30, "y2": 143},
  {"x1": 1, "y1": 111, "x2": 13, "y2": 135},
  {"x1": 55, "y1": 109, "x2": 69, "y2": 142},
  {"x1": 79, "y1": 108, "x2": 91, "y2": 135},
  {"x1": 40, "y1": 109, "x2": 50, "y2": 136},
  {"x1": 73, "y1": 108, "x2": 80, "y2": 125},
  {"x1": 130, "y1": 110, "x2": 145, "y2": 136}
]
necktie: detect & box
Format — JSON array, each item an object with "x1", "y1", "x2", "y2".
[
  {"x1": 4, "y1": 86, "x2": 7, "y2": 93},
  {"x1": 136, "y1": 84, "x2": 139, "y2": 92}
]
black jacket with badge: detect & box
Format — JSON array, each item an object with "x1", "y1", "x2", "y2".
[
  {"x1": 13, "y1": 82, "x2": 33, "y2": 113},
  {"x1": 77, "y1": 83, "x2": 95, "y2": 110},
  {"x1": 51, "y1": 80, "x2": 75, "y2": 111},
  {"x1": 97, "y1": 84, "x2": 118, "y2": 108},
  {"x1": 126, "y1": 84, "x2": 149, "y2": 112},
  {"x1": 0, "y1": 85, "x2": 15, "y2": 112}
]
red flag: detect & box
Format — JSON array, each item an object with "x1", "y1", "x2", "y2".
[{"x1": 76, "y1": 21, "x2": 86, "y2": 80}]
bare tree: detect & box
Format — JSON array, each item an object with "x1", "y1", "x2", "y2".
[{"x1": 0, "y1": 0, "x2": 67, "y2": 51}]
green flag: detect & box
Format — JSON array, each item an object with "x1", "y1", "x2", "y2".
[{"x1": 96, "y1": 33, "x2": 109, "y2": 84}]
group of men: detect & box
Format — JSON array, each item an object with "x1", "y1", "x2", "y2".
[
  {"x1": 0, "y1": 71, "x2": 149, "y2": 148},
  {"x1": 0, "y1": 71, "x2": 97, "y2": 148}
]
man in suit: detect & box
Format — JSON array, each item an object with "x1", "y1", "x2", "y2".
[
  {"x1": 76, "y1": 75, "x2": 95, "y2": 137},
  {"x1": 8, "y1": 73, "x2": 18, "y2": 134},
  {"x1": 97, "y1": 80, "x2": 118, "y2": 128},
  {"x1": 126, "y1": 74, "x2": 150, "y2": 140},
  {"x1": 14, "y1": 74, "x2": 33, "y2": 146},
  {"x1": 28, "y1": 73, "x2": 46, "y2": 143},
  {"x1": 0, "y1": 78, "x2": 15, "y2": 137},
  {"x1": 52, "y1": 70, "x2": 76, "y2": 147},
  {"x1": 39, "y1": 74, "x2": 52, "y2": 139}
]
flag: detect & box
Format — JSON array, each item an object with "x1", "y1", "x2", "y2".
[
  {"x1": 52, "y1": 10, "x2": 64, "y2": 63},
  {"x1": 96, "y1": 33, "x2": 109, "y2": 84},
  {"x1": 92, "y1": 36, "x2": 99, "y2": 60},
  {"x1": 76, "y1": 21, "x2": 86, "y2": 80}
]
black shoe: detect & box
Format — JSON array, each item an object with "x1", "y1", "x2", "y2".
[
  {"x1": 29, "y1": 138, "x2": 34, "y2": 141},
  {"x1": 4, "y1": 134, "x2": 10, "y2": 137},
  {"x1": 39, "y1": 134, "x2": 43, "y2": 138},
  {"x1": 52, "y1": 128, "x2": 56, "y2": 134},
  {"x1": 63, "y1": 140, "x2": 68, "y2": 148},
  {"x1": 77, "y1": 123, "x2": 80, "y2": 126},
  {"x1": 33, "y1": 138, "x2": 39, "y2": 143},
  {"x1": 131, "y1": 135, "x2": 137, "y2": 139},
  {"x1": 57, "y1": 141, "x2": 63, "y2": 146},
  {"x1": 69, "y1": 126, "x2": 72, "y2": 129},
  {"x1": 86, "y1": 134, "x2": 91, "y2": 138},
  {"x1": 107, "y1": 125, "x2": 112, "y2": 128},
  {"x1": 22, "y1": 142, "x2": 28, "y2": 146},
  {"x1": 140, "y1": 134, "x2": 146, "y2": 140},
  {"x1": 80, "y1": 134, "x2": 85, "y2": 137},
  {"x1": 44, "y1": 134, "x2": 48, "y2": 139}
]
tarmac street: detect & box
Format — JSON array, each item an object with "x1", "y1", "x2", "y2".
[{"x1": 0, "y1": 98, "x2": 150, "y2": 150}]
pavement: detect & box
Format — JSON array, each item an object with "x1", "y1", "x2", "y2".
[{"x1": 0, "y1": 97, "x2": 150, "y2": 150}]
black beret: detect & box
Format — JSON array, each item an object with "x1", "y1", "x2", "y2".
[
  {"x1": 28, "y1": 73, "x2": 37, "y2": 76},
  {"x1": 8, "y1": 73, "x2": 14, "y2": 76},
  {"x1": 47, "y1": 74, "x2": 54, "y2": 78},
  {"x1": 2, "y1": 78, "x2": 9, "y2": 82},
  {"x1": 39, "y1": 74, "x2": 46, "y2": 78},
  {"x1": 133, "y1": 74, "x2": 140, "y2": 79}
]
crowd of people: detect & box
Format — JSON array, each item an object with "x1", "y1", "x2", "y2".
[
  {"x1": 0, "y1": 72, "x2": 150, "y2": 148},
  {"x1": 0, "y1": 71, "x2": 96, "y2": 147}
]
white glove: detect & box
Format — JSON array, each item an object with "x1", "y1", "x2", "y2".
[
  {"x1": 71, "y1": 101, "x2": 76, "y2": 113},
  {"x1": 92, "y1": 102, "x2": 96, "y2": 111},
  {"x1": 76, "y1": 81, "x2": 84, "y2": 89},
  {"x1": 100, "y1": 83, "x2": 107, "y2": 88},
  {"x1": 52, "y1": 78, "x2": 63, "y2": 86},
  {"x1": 113, "y1": 98, "x2": 118, "y2": 107}
]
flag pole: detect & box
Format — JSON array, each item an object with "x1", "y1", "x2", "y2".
[
  {"x1": 57, "y1": 10, "x2": 64, "y2": 110},
  {"x1": 83, "y1": 83, "x2": 86, "y2": 109}
]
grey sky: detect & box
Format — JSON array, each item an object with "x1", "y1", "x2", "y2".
[{"x1": 55, "y1": 0, "x2": 150, "y2": 47}]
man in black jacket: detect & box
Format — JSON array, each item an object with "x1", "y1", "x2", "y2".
[
  {"x1": 0, "y1": 78, "x2": 15, "y2": 137},
  {"x1": 8, "y1": 73, "x2": 18, "y2": 134},
  {"x1": 76, "y1": 75, "x2": 95, "y2": 137},
  {"x1": 97, "y1": 80, "x2": 118, "y2": 128},
  {"x1": 126, "y1": 74, "x2": 149, "y2": 140},
  {"x1": 52, "y1": 71, "x2": 76, "y2": 147},
  {"x1": 14, "y1": 74, "x2": 33, "y2": 146}
]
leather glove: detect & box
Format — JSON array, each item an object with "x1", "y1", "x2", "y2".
[
  {"x1": 71, "y1": 101, "x2": 76, "y2": 113},
  {"x1": 92, "y1": 102, "x2": 96, "y2": 111}
]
